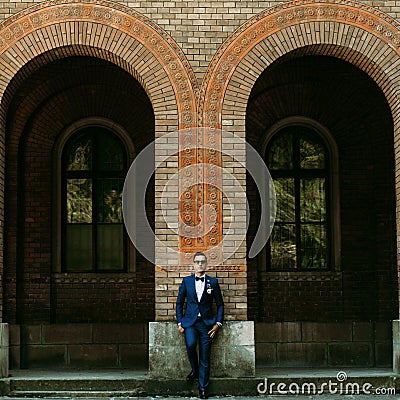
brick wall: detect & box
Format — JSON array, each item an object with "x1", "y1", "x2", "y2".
[{"x1": 155, "y1": 268, "x2": 247, "y2": 321}]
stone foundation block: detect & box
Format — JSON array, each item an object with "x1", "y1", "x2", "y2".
[
  {"x1": 256, "y1": 322, "x2": 301, "y2": 342},
  {"x1": 149, "y1": 321, "x2": 255, "y2": 378},
  {"x1": 0, "y1": 324, "x2": 8, "y2": 377},
  {"x1": 23, "y1": 345, "x2": 66, "y2": 369},
  {"x1": 328, "y1": 343, "x2": 372, "y2": 366},
  {"x1": 278, "y1": 343, "x2": 326, "y2": 366},
  {"x1": 42, "y1": 324, "x2": 91, "y2": 344},
  {"x1": 393, "y1": 320, "x2": 400, "y2": 373},
  {"x1": 69, "y1": 344, "x2": 118, "y2": 368}
]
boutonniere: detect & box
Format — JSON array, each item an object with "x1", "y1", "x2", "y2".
[{"x1": 206, "y1": 280, "x2": 213, "y2": 294}]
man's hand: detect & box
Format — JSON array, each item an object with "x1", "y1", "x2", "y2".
[
  {"x1": 178, "y1": 325, "x2": 185, "y2": 334},
  {"x1": 208, "y1": 324, "x2": 219, "y2": 339}
]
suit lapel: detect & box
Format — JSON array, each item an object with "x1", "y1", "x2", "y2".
[
  {"x1": 199, "y1": 274, "x2": 207, "y2": 303},
  {"x1": 190, "y1": 274, "x2": 198, "y2": 302}
]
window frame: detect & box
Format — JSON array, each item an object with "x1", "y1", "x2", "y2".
[
  {"x1": 53, "y1": 117, "x2": 136, "y2": 274},
  {"x1": 260, "y1": 117, "x2": 341, "y2": 275}
]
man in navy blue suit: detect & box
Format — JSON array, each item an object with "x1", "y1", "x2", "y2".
[{"x1": 176, "y1": 252, "x2": 224, "y2": 399}]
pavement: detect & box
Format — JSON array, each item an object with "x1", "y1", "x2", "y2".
[
  {"x1": 1, "y1": 396, "x2": 400, "y2": 399},
  {"x1": 0, "y1": 368, "x2": 399, "y2": 399},
  {"x1": 6, "y1": 367, "x2": 396, "y2": 379}
]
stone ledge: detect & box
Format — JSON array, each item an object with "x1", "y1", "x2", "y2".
[{"x1": 52, "y1": 273, "x2": 136, "y2": 283}]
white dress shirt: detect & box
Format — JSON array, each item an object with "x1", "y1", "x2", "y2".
[{"x1": 195, "y1": 274, "x2": 205, "y2": 302}]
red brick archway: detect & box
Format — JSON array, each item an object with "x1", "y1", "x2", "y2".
[
  {"x1": 0, "y1": 0, "x2": 198, "y2": 128},
  {"x1": 200, "y1": 0, "x2": 400, "y2": 273},
  {"x1": 201, "y1": 0, "x2": 400, "y2": 125}
]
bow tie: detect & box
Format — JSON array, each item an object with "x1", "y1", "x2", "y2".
[{"x1": 195, "y1": 276, "x2": 204, "y2": 282}]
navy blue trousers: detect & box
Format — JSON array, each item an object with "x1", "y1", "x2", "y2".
[{"x1": 184, "y1": 318, "x2": 212, "y2": 390}]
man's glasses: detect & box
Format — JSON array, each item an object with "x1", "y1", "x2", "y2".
[{"x1": 194, "y1": 260, "x2": 207, "y2": 264}]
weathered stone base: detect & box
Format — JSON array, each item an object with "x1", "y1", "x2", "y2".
[
  {"x1": 0, "y1": 324, "x2": 8, "y2": 378},
  {"x1": 393, "y1": 320, "x2": 400, "y2": 373},
  {"x1": 8, "y1": 321, "x2": 389, "y2": 371},
  {"x1": 149, "y1": 321, "x2": 255, "y2": 378}
]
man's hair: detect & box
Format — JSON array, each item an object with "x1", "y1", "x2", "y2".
[{"x1": 193, "y1": 251, "x2": 207, "y2": 261}]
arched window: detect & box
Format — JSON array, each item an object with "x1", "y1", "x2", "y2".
[
  {"x1": 266, "y1": 124, "x2": 332, "y2": 271},
  {"x1": 61, "y1": 126, "x2": 127, "y2": 272}
]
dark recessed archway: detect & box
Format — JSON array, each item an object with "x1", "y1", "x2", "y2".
[
  {"x1": 5, "y1": 55, "x2": 155, "y2": 324},
  {"x1": 246, "y1": 55, "x2": 396, "y2": 325}
]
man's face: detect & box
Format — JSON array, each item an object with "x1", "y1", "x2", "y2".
[{"x1": 193, "y1": 254, "x2": 207, "y2": 274}]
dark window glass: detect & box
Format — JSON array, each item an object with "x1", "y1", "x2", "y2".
[
  {"x1": 268, "y1": 132, "x2": 293, "y2": 170},
  {"x1": 67, "y1": 179, "x2": 92, "y2": 223},
  {"x1": 266, "y1": 126, "x2": 329, "y2": 271},
  {"x1": 66, "y1": 137, "x2": 92, "y2": 171},
  {"x1": 62, "y1": 127, "x2": 126, "y2": 272}
]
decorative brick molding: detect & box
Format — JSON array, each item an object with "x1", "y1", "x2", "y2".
[
  {"x1": 0, "y1": 0, "x2": 197, "y2": 128},
  {"x1": 155, "y1": 265, "x2": 246, "y2": 272},
  {"x1": 201, "y1": 0, "x2": 400, "y2": 126},
  {"x1": 53, "y1": 274, "x2": 137, "y2": 284},
  {"x1": 264, "y1": 272, "x2": 342, "y2": 282}
]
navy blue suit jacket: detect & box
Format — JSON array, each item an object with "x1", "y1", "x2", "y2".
[{"x1": 176, "y1": 274, "x2": 224, "y2": 328}]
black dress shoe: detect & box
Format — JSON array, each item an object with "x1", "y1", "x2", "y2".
[
  {"x1": 186, "y1": 371, "x2": 198, "y2": 382},
  {"x1": 199, "y1": 388, "x2": 208, "y2": 399}
]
